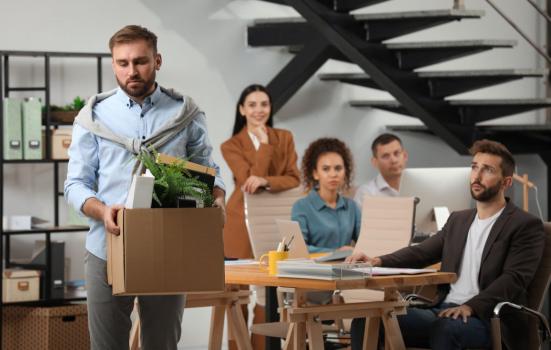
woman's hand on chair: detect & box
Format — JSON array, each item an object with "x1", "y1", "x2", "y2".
[{"x1": 242, "y1": 176, "x2": 269, "y2": 194}]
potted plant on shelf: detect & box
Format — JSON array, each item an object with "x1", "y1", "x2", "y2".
[
  {"x1": 48, "y1": 96, "x2": 86, "y2": 124},
  {"x1": 136, "y1": 149, "x2": 214, "y2": 209}
]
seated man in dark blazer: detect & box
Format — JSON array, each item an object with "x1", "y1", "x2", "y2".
[{"x1": 346, "y1": 139, "x2": 544, "y2": 350}]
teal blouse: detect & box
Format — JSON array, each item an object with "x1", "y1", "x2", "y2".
[{"x1": 291, "y1": 190, "x2": 361, "y2": 253}]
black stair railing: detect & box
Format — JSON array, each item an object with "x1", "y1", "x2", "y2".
[{"x1": 484, "y1": 0, "x2": 551, "y2": 64}]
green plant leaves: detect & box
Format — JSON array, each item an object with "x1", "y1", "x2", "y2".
[
  {"x1": 50, "y1": 96, "x2": 86, "y2": 111},
  {"x1": 136, "y1": 148, "x2": 214, "y2": 208}
]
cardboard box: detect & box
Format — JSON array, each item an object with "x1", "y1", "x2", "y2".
[
  {"x1": 51, "y1": 128, "x2": 72, "y2": 160},
  {"x1": 2, "y1": 304, "x2": 90, "y2": 350},
  {"x1": 2, "y1": 270, "x2": 40, "y2": 303},
  {"x1": 108, "y1": 207, "x2": 225, "y2": 295}
]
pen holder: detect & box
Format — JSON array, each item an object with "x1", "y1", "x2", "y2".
[{"x1": 259, "y1": 251, "x2": 288, "y2": 275}]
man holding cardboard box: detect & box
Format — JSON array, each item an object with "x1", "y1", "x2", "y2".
[{"x1": 64, "y1": 25, "x2": 226, "y2": 350}]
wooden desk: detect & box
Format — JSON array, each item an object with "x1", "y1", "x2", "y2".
[
  {"x1": 225, "y1": 265, "x2": 456, "y2": 350},
  {"x1": 129, "y1": 287, "x2": 251, "y2": 350}
]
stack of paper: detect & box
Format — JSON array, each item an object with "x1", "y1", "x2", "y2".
[
  {"x1": 276, "y1": 260, "x2": 371, "y2": 280},
  {"x1": 353, "y1": 267, "x2": 437, "y2": 276}
]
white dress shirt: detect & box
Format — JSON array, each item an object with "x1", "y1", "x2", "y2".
[
  {"x1": 248, "y1": 132, "x2": 260, "y2": 150},
  {"x1": 354, "y1": 173, "x2": 399, "y2": 208}
]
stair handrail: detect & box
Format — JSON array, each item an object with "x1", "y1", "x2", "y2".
[
  {"x1": 524, "y1": 0, "x2": 551, "y2": 25},
  {"x1": 483, "y1": 0, "x2": 551, "y2": 65}
]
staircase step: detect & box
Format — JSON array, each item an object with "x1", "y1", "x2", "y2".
[
  {"x1": 319, "y1": 0, "x2": 390, "y2": 12},
  {"x1": 350, "y1": 100, "x2": 411, "y2": 116},
  {"x1": 350, "y1": 98, "x2": 551, "y2": 123},
  {"x1": 260, "y1": 0, "x2": 390, "y2": 12},
  {"x1": 387, "y1": 124, "x2": 551, "y2": 153},
  {"x1": 249, "y1": 10, "x2": 484, "y2": 47},
  {"x1": 387, "y1": 40, "x2": 517, "y2": 70},
  {"x1": 320, "y1": 40, "x2": 517, "y2": 70},
  {"x1": 319, "y1": 69, "x2": 545, "y2": 97},
  {"x1": 356, "y1": 9, "x2": 484, "y2": 41}
]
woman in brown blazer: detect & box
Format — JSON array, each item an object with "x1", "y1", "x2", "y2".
[
  {"x1": 221, "y1": 84, "x2": 300, "y2": 259},
  {"x1": 222, "y1": 84, "x2": 300, "y2": 350}
]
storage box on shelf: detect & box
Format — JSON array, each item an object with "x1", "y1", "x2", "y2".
[
  {"x1": 2, "y1": 270, "x2": 40, "y2": 303},
  {"x1": 2, "y1": 98, "x2": 23, "y2": 160},
  {"x1": 2, "y1": 304, "x2": 90, "y2": 350},
  {"x1": 2, "y1": 97, "x2": 44, "y2": 160},
  {"x1": 51, "y1": 128, "x2": 72, "y2": 160},
  {"x1": 22, "y1": 98, "x2": 42, "y2": 160}
]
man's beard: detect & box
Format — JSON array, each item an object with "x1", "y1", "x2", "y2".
[
  {"x1": 470, "y1": 180, "x2": 501, "y2": 202},
  {"x1": 117, "y1": 73, "x2": 156, "y2": 100}
]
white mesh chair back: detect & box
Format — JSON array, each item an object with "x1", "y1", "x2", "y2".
[{"x1": 244, "y1": 187, "x2": 305, "y2": 259}]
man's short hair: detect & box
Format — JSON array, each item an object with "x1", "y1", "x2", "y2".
[
  {"x1": 469, "y1": 139, "x2": 515, "y2": 177},
  {"x1": 371, "y1": 133, "x2": 403, "y2": 157},
  {"x1": 109, "y1": 25, "x2": 158, "y2": 53}
]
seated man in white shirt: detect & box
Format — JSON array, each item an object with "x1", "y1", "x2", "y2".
[
  {"x1": 347, "y1": 139, "x2": 545, "y2": 350},
  {"x1": 354, "y1": 133, "x2": 408, "y2": 208}
]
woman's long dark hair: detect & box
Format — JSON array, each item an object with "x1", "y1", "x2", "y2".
[{"x1": 232, "y1": 84, "x2": 274, "y2": 136}]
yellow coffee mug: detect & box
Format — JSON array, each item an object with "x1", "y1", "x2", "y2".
[{"x1": 259, "y1": 250, "x2": 289, "y2": 275}]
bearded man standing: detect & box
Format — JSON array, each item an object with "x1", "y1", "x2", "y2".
[
  {"x1": 65, "y1": 25, "x2": 225, "y2": 350},
  {"x1": 347, "y1": 139, "x2": 544, "y2": 350}
]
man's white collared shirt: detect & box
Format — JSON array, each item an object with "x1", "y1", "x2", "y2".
[{"x1": 354, "y1": 174, "x2": 399, "y2": 208}]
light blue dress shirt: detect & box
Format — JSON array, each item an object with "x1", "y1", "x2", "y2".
[
  {"x1": 64, "y1": 85, "x2": 225, "y2": 260},
  {"x1": 291, "y1": 190, "x2": 361, "y2": 253}
]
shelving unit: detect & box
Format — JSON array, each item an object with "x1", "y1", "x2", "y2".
[{"x1": 0, "y1": 50, "x2": 111, "y2": 348}]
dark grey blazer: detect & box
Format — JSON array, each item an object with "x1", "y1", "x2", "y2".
[{"x1": 380, "y1": 200, "x2": 544, "y2": 350}]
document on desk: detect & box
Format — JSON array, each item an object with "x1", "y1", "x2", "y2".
[
  {"x1": 353, "y1": 267, "x2": 436, "y2": 275},
  {"x1": 224, "y1": 259, "x2": 258, "y2": 266},
  {"x1": 276, "y1": 259, "x2": 371, "y2": 280}
]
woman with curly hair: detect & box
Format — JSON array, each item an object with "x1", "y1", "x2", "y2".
[{"x1": 291, "y1": 137, "x2": 361, "y2": 253}]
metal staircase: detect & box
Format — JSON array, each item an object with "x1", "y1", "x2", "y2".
[
  {"x1": 250, "y1": 0, "x2": 551, "y2": 156},
  {"x1": 251, "y1": 4, "x2": 551, "y2": 347}
]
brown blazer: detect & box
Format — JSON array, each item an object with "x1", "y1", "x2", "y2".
[
  {"x1": 380, "y1": 200, "x2": 544, "y2": 350},
  {"x1": 221, "y1": 127, "x2": 300, "y2": 258}
]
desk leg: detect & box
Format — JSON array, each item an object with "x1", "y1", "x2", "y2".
[
  {"x1": 294, "y1": 322, "x2": 306, "y2": 350},
  {"x1": 362, "y1": 316, "x2": 380, "y2": 350},
  {"x1": 283, "y1": 323, "x2": 296, "y2": 350},
  {"x1": 293, "y1": 290, "x2": 307, "y2": 350},
  {"x1": 228, "y1": 303, "x2": 253, "y2": 350},
  {"x1": 208, "y1": 306, "x2": 225, "y2": 350},
  {"x1": 381, "y1": 310, "x2": 405, "y2": 350},
  {"x1": 306, "y1": 320, "x2": 324, "y2": 350}
]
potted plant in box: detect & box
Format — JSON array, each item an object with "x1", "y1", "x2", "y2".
[
  {"x1": 49, "y1": 96, "x2": 86, "y2": 123},
  {"x1": 136, "y1": 149, "x2": 214, "y2": 208}
]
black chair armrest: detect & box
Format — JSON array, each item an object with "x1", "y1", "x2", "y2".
[
  {"x1": 493, "y1": 301, "x2": 551, "y2": 344},
  {"x1": 404, "y1": 293, "x2": 434, "y2": 304}
]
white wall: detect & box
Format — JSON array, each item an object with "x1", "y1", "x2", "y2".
[{"x1": 0, "y1": 0, "x2": 548, "y2": 348}]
